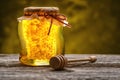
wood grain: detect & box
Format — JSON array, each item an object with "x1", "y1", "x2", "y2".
[{"x1": 0, "y1": 54, "x2": 120, "y2": 80}]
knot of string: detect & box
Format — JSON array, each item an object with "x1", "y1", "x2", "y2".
[{"x1": 43, "y1": 13, "x2": 71, "y2": 35}]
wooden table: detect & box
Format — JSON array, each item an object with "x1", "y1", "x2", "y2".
[{"x1": 0, "y1": 54, "x2": 120, "y2": 80}]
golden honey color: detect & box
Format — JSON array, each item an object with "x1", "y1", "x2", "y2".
[{"x1": 18, "y1": 18, "x2": 64, "y2": 66}]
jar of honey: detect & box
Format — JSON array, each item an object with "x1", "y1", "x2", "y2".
[{"x1": 17, "y1": 7, "x2": 70, "y2": 66}]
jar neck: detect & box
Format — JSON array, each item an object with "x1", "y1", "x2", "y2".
[
  {"x1": 24, "y1": 12, "x2": 58, "y2": 16},
  {"x1": 23, "y1": 12, "x2": 70, "y2": 26}
]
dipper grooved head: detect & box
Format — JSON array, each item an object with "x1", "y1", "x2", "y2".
[{"x1": 49, "y1": 55, "x2": 67, "y2": 70}]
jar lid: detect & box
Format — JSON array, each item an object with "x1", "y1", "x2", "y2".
[{"x1": 24, "y1": 7, "x2": 59, "y2": 16}]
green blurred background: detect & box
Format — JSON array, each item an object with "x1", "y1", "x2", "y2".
[{"x1": 0, "y1": 0, "x2": 120, "y2": 54}]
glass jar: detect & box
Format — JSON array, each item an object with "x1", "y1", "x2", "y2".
[{"x1": 17, "y1": 7, "x2": 70, "y2": 66}]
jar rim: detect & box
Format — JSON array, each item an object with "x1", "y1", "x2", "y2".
[
  {"x1": 24, "y1": 7, "x2": 59, "y2": 16},
  {"x1": 24, "y1": 7, "x2": 59, "y2": 12}
]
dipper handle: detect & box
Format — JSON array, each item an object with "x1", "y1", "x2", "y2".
[{"x1": 68, "y1": 56, "x2": 97, "y2": 63}]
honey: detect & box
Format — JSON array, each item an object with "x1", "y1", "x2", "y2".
[{"x1": 17, "y1": 7, "x2": 70, "y2": 66}]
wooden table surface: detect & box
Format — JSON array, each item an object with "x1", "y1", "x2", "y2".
[{"x1": 0, "y1": 54, "x2": 120, "y2": 80}]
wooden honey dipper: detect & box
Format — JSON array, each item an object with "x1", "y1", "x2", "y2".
[{"x1": 49, "y1": 55, "x2": 97, "y2": 70}]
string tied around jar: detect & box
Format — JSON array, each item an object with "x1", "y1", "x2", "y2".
[
  {"x1": 18, "y1": 7, "x2": 71, "y2": 35},
  {"x1": 43, "y1": 12, "x2": 71, "y2": 35}
]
